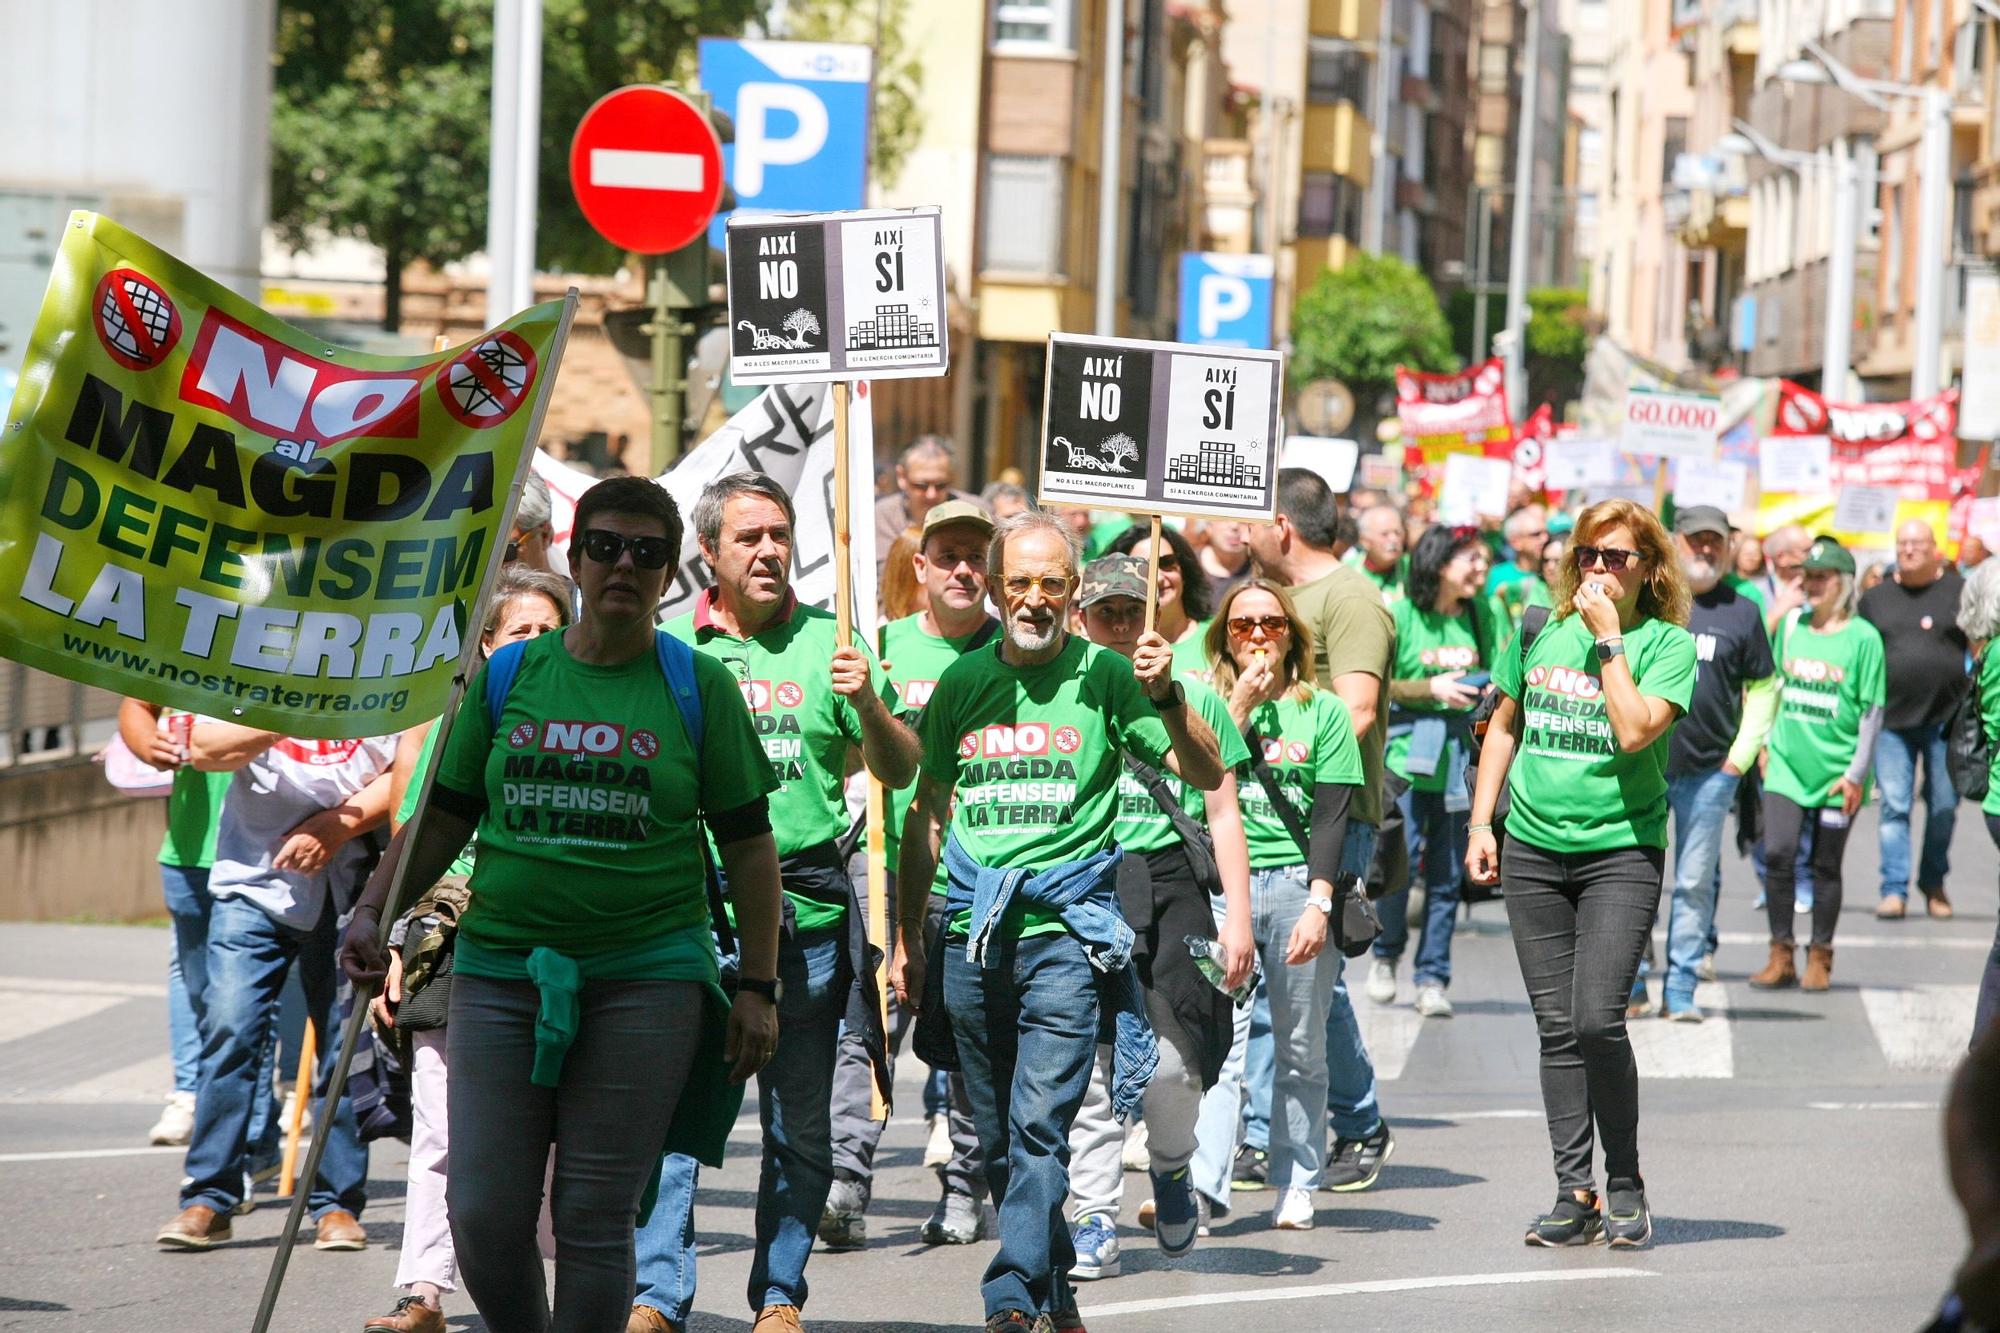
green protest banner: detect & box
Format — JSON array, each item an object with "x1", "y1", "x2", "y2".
[{"x1": 0, "y1": 213, "x2": 573, "y2": 738}]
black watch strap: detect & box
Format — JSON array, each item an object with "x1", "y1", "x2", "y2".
[
  {"x1": 1152, "y1": 680, "x2": 1186, "y2": 709},
  {"x1": 736, "y1": 976, "x2": 778, "y2": 999}
]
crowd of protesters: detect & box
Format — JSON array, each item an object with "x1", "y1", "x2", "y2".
[{"x1": 119, "y1": 440, "x2": 2000, "y2": 1333}]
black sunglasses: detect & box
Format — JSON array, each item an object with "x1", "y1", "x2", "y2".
[
  {"x1": 578, "y1": 529, "x2": 674, "y2": 569},
  {"x1": 1575, "y1": 544, "x2": 1642, "y2": 573}
]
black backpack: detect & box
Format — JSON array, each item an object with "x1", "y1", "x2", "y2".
[{"x1": 1946, "y1": 661, "x2": 1989, "y2": 803}]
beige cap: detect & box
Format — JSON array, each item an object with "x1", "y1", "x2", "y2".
[{"x1": 921, "y1": 498, "x2": 994, "y2": 541}]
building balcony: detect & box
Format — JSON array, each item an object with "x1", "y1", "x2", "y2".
[
  {"x1": 1309, "y1": 0, "x2": 1376, "y2": 43},
  {"x1": 1302, "y1": 101, "x2": 1373, "y2": 184},
  {"x1": 1718, "y1": 0, "x2": 1757, "y2": 57},
  {"x1": 1677, "y1": 187, "x2": 1750, "y2": 251}
]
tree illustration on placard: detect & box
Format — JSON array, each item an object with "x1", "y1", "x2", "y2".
[
  {"x1": 1100, "y1": 433, "x2": 1139, "y2": 472},
  {"x1": 782, "y1": 308, "x2": 823, "y2": 347}
]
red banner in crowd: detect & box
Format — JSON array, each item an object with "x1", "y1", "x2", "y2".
[
  {"x1": 1767, "y1": 380, "x2": 1980, "y2": 545},
  {"x1": 1397, "y1": 357, "x2": 1512, "y2": 469}
]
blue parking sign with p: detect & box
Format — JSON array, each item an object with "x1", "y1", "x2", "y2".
[
  {"x1": 699, "y1": 38, "x2": 873, "y2": 249},
  {"x1": 1177, "y1": 253, "x2": 1275, "y2": 350}
]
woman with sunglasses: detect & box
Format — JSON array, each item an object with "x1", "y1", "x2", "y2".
[
  {"x1": 1465, "y1": 498, "x2": 1696, "y2": 1250},
  {"x1": 352, "y1": 564, "x2": 572, "y2": 1333},
  {"x1": 1371, "y1": 525, "x2": 1505, "y2": 1016},
  {"x1": 1190, "y1": 578, "x2": 1364, "y2": 1232},
  {"x1": 1111, "y1": 523, "x2": 1217, "y2": 683},
  {"x1": 1748, "y1": 537, "x2": 1885, "y2": 993},
  {"x1": 342, "y1": 477, "x2": 783, "y2": 1332}
]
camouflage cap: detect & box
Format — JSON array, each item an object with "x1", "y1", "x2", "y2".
[{"x1": 1078, "y1": 553, "x2": 1149, "y2": 609}]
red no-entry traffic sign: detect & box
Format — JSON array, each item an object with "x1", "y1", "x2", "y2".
[{"x1": 569, "y1": 85, "x2": 724, "y2": 254}]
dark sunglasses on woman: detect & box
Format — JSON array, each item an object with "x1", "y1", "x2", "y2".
[{"x1": 1574, "y1": 544, "x2": 1641, "y2": 573}]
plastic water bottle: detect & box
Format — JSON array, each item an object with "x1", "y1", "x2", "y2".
[{"x1": 1185, "y1": 935, "x2": 1256, "y2": 1007}]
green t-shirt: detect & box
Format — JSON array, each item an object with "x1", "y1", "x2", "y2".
[
  {"x1": 1387, "y1": 598, "x2": 1502, "y2": 791},
  {"x1": 1234, "y1": 690, "x2": 1364, "y2": 868},
  {"x1": 880, "y1": 613, "x2": 995, "y2": 863},
  {"x1": 1287, "y1": 564, "x2": 1395, "y2": 825},
  {"x1": 1171, "y1": 622, "x2": 1217, "y2": 686},
  {"x1": 437, "y1": 631, "x2": 777, "y2": 957},
  {"x1": 1493, "y1": 614, "x2": 1698, "y2": 853},
  {"x1": 917, "y1": 636, "x2": 1172, "y2": 935},
  {"x1": 1495, "y1": 576, "x2": 1547, "y2": 627},
  {"x1": 1087, "y1": 514, "x2": 1139, "y2": 560},
  {"x1": 1487, "y1": 560, "x2": 1533, "y2": 597},
  {"x1": 1764, "y1": 615, "x2": 1887, "y2": 809},
  {"x1": 1359, "y1": 557, "x2": 1408, "y2": 606},
  {"x1": 1113, "y1": 680, "x2": 1249, "y2": 853},
  {"x1": 664, "y1": 598, "x2": 899, "y2": 932},
  {"x1": 1724, "y1": 573, "x2": 1769, "y2": 612},
  {"x1": 397, "y1": 723, "x2": 476, "y2": 881},
  {"x1": 1523, "y1": 579, "x2": 1555, "y2": 612},
  {"x1": 1981, "y1": 649, "x2": 2000, "y2": 818},
  {"x1": 160, "y1": 741, "x2": 230, "y2": 870}
]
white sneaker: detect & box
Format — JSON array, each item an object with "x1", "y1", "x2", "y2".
[
  {"x1": 1414, "y1": 984, "x2": 1454, "y2": 1018},
  {"x1": 1272, "y1": 1186, "x2": 1316, "y2": 1230},
  {"x1": 923, "y1": 1115, "x2": 952, "y2": 1169},
  {"x1": 1365, "y1": 959, "x2": 1397, "y2": 1005},
  {"x1": 1697, "y1": 952, "x2": 1718, "y2": 983},
  {"x1": 1122, "y1": 1119, "x2": 1152, "y2": 1172},
  {"x1": 148, "y1": 1091, "x2": 196, "y2": 1146}
]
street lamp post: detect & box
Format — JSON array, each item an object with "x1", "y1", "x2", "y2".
[{"x1": 1776, "y1": 40, "x2": 1953, "y2": 398}]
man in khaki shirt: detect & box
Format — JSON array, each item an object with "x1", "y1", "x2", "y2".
[{"x1": 1243, "y1": 466, "x2": 1400, "y2": 1193}]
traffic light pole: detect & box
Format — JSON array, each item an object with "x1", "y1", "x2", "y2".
[{"x1": 647, "y1": 243, "x2": 704, "y2": 468}]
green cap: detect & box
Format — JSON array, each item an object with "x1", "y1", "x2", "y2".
[
  {"x1": 1803, "y1": 536, "x2": 1856, "y2": 575},
  {"x1": 1079, "y1": 553, "x2": 1149, "y2": 608}
]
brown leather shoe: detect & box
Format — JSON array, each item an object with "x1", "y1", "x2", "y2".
[
  {"x1": 628, "y1": 1305, "x2": 682, "y2": 1333},
  {"x1": 1748, "y1": 940, "x2": 1797, "y2": 989},
  {"x1": 364, "y1": 1296, "x2": 445, "y2": 1333},
  {"x1": 1926, "y1": 891, "x2": 1955, "y2": 920},
  {"x1": 1802, "y1": 944, "x2": 1835, "y2": 991},
  {"x1": 156, "y1": 1203, "x2": 231, "y2": 1249},
  {"x1": 313, "y1": 1208, "x2": 368, "y2": 1250},
  {"x1": 753, "y1": 1305, "x2": 805, "y2": 1333}
]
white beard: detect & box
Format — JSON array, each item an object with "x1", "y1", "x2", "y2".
[
  {"x1": 1007, "y1": 613, "x2": 1062, "y2": 653},
  {"x1": 1683, "y1": 557, "x2": 1721, "y2": 594}
]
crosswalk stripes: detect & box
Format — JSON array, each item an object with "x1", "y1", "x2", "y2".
[
  {"x1": 0, "y1": 984, "x2": 129, "y2": 1046},
  {"x1": 1627, "y1": 980, "x2": 1734, "y2": 1078},
  {"x1": 1859, "y1": 984, "x2": 1978, "y2": 1072},
  {"x1": 1346, "y1": 985, "x2": 1425, "y2": 1081}
]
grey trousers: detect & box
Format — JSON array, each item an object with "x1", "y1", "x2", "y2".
[
  {"x1": 828, "y1": 879, "x2": 986, "y2": 1199},
  {"x1": 1501, "y1": 838, "x2": 1665, "y2": 1194},
  {"x1": 1068, "y1": 1038, "x2": 1200, "y2": 1223},
  {"x1": 446, "y1": 973, "x2": 700, "y2": 1333}
]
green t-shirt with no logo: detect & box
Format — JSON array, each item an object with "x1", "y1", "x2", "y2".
[
  {"x1": 1387, "y1": 598, "x2": 1502, "y2": 791},
  {"x1": 436, "y1": 631, "x2": 776, "y2": 957},
  {"x1": 664, "y1": 600, "x2": 899, "y2": 932},
  {"x1": 1235, "y1": 690, "x2": 1364, "y2": 868},
  {"x1": 1114, "y1": 680, "x2": 1249, "y2": 854},
  {"x1": 1170, "y1": 622, "x2": 1217, "y2": 687},
  {"x1": 918, "y1": 636, "x2": 1173, "y2": 936},
  {"x1": 1764, "y1": 615, "x2": 1887, "y2": 809},
  {"x1": 1493, "y1": 614, "x2": 1698, "y2": 853},
  {"x1": 1287, "y1": 564, "x2": 1395, "y2": 826},
  {"x1": 880, "y1": 613, "x2": 996, "y2": 863},
  {"x1": 160, "y1": 756, "x2": 231, "y2": 869},
  {"x1": 398, "y1": 723, "x2": 477, "y2": 881},
  {"x1": 1980, "y1": 649, "x2": 2000, "y2": 818},
  {"x1": 1359, "y1": 557, "x2": 1408, "y2": 606}
]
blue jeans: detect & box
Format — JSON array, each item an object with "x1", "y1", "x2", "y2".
[
  {"x1": 947, "y1": 929, "x2": 1100, "y2": 1319},
  {"x1": 1659, "y1": 768, "x2": 1740, "y2": 1013},
  {"x1": 1873, "y1": 722, "x2": 1958, "y2": 901},
  {"x1": 635, "y1": 924, "x2": 850, "y2": 1316},
  {"x1": 1192, "y1": 864, "x2": 1335, "y2": 1198},
  {"x1": 1241, "y1": 988, "x2": 1273, "y2": 1153},
  {"x1": 160, "y1": 865, "x2": 283, "y2": 1165},
  {"x1": 180, "y1": 894, "x2": 366, "y2": 1219},
  {"x1": 1325, "y1": 821, "x2": 1382, "y2": 1137},
  {"x1": 1374, "y1": 789, "x2": 1466, "y2": 988}
]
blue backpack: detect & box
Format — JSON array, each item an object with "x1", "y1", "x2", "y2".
[{"x1": 481, "y1": 631, "x2": 735, "y2": 954}]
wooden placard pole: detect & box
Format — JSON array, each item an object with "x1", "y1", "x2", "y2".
[
  {"x1": 1143, "y1": 513, "x2": 1164, "y2": 635},
  {"x1": 1653, "y1": 455, "x2": 1671, "y2": 513},
  {"x1": 274, "y1": 1019, "x2": 316, "y2": 1199}
]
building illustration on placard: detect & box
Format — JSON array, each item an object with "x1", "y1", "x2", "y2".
[
  {"x1": 848, "y1": 302, "x2": 939, "y2": 351},
  {"x1": 1053, "y1": 431, "x2": 1139, "y2": 474},
  {"x1": 1166, "y1": 440, "x2": 1263, "y2": 491}
]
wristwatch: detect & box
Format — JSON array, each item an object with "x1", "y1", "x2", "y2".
[
  {"x1": 736, "y1": 976, "x2": 783, "y2": 1002},
  {"x1": 1595, "y1": 637, "x2": 1626, "y2": 664},
  {"x1": 1306, "y1": 893, "x2": 1335, "y2": 916},
  {"x1": 1151, "y1": 680, "x2": 1187, "y2": 710}
]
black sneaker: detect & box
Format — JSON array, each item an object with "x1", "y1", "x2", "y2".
[
  {"x1": 1604, "y1": 1176, "x2": 1651, "y2": 1248},
  {"x1": 1524, "y1": 1191, "x2": 1603, "y2": 1247},
  {"x1": 1230, "y1": 1143, "x2": 1269, "y2": 1190},
  {"x1": 1324, "y1": 1119, "x2": 1395, "y2": 1192},
  {"x1": 985, "y1": 1312, "x2": 1037, "y2": 1333}
]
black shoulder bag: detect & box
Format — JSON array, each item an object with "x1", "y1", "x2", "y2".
[
  {"x1": 1242, "y1": 724, "x2": 1380, "y2": 958},
  {"x1": 1123, "y1": 753, "x2": 1223, "y2": 896},
  {"x1": 1466, "y1": 603, "x2": 1552, "y2": 835}
]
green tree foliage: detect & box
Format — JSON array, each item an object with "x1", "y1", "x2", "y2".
[
  {"x1": 1444, "y1": 286, "x2": 1592, "y2": 414},
  {"x1": 1289, "y1": 254, "x2": 1456, "y2": 405},
  {"x1": 781, "y1": 0, "x2": 924, "y2": 189},
  {"x1": 270, "y1": 0, "x2": 761, "y2": 329}
]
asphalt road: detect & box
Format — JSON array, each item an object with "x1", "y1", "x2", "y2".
[{"x1": 2, "y1": 803, "x2": 1991, "y2": 1332}]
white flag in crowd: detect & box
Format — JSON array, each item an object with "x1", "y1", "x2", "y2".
[{"x1": 530, "y1": 380, "x2": 878, "y2": 628}]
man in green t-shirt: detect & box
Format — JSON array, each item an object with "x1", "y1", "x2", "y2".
[
  {"x1": 641, "y1": 471, "x2": 921, "y2": 1331},
  {"x1": 1487, "y1": 504, "x2": 1549, "y2": 598},
  {"x1": 824, "y1": 500, "x2": 997, "y2": 1252},
  {"x1": 892, "y1": 512, "x2": 1225, "y2": 1332},
  {"x1": 1351, "y1": 505, "x2": 1409, "y2": 606}
]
